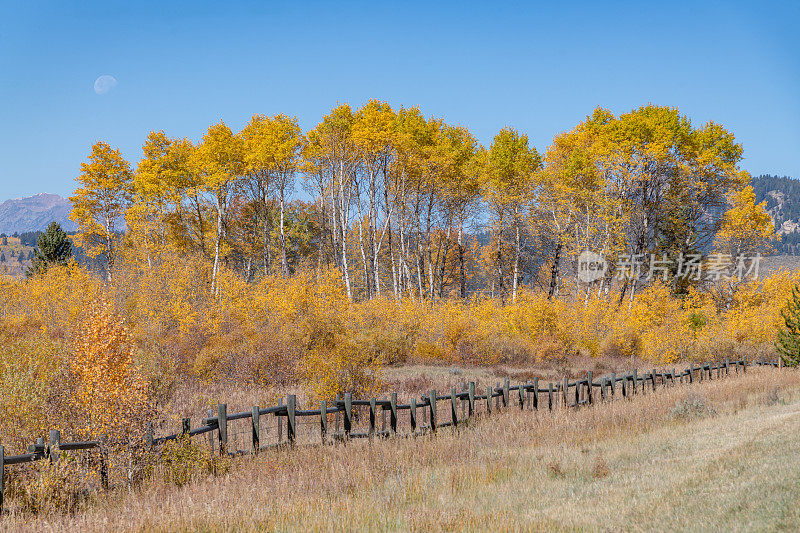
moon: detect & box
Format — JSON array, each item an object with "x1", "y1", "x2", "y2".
[{"x1": 94, "y1": 75, "x2": 118, "y2": 95}]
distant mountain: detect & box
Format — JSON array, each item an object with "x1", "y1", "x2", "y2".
[
  {"x1": 0, "y1": 193, "x2": 76, "y2": 234},
  {"x1": 752, "y1": 174, "x2": 800, "y2": 255}
]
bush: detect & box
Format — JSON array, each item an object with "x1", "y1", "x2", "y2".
[
  {"x1": 669, "y1": 393, "x2": 716, "y2": 420},
  {"x1": 156, "y1": 436, "x2": 215, "y2": 487},
  {"x1": 5, "y1": 457, "x2": 92, "y2": 515}
]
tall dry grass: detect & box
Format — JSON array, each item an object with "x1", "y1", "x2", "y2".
[{"x1": 3, "y1": 367, "x2": 799, "y2": 531}]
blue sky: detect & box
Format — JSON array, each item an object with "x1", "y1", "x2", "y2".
[{"x1": 1, "y1": 0, "x2": 798, "y2": 199}]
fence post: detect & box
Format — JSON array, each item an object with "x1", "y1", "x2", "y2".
[
  {"x1": 100, "y1": 447, "x2": 109, "y2": 490},
  {"x1": 146, "y1": 422, "x2": 154, "y2": 448},
  {"x1": 600, "y1": 378, "x2": 606, "y2": 401},
  {"x1": 503, "y1": 378, "x2": 510, "y2": 408},
  {"x1": 252, "y1": 406, "x2": 260, "y2": 453},
  {"x1": 610, "y1": 373, "x2": 616, "y2": 397},
  {"x1": 519, "y1": 383, "x2": 525, "y2": 410},
  {"x1": 651, "y1": 369, "x2": 657, "y2": 391},
  {"x1": 382, "y1": 396, "x2": 387, "y2": 433},
  {"x1": 632, "y1": 369, "x2": 638, "y2": 395},
  {"x1": 182, "y1": 418, "x2": 191, "y2": 436},
  {"x1": 343, "y1": 393, "x2": 352, "y2": 440},
  {"x1": 562, "y1": 377, "x2": 568, "y2": 407},
  {"x1": 468, "y1": 382, "x2": 475, "y2": 417},
  {"x1": 428, "y1": 390, "x2": 437, "y2": 433},
  {"x1": 277, "y1": 398, "x2": 284, "y2": 443},
  {"x1": 217, "y1": 404, "x2": 228, "y2": 456},
  {"x1": 207, "y1": 409, "x2": 214, "y2": 456},
  {"x1": 587, "y1": 372, "x2": 593, "y2": 404},
  {"x1": 486, "y1": 386, "x2": 492, "y2": 414},
  {"x1": 461, "y1": 383, "x2": 467, "y2": 420},
  {"x1": 334, "y1": 394, "x2": 341, "y2": 437},
  {"x1": 390, "y1": 393, "x2": 398, "y2": 434},
  {"x1": 689, "y1": 363, "x2": 694, "y2": 383},
  {"x1": 1, "y1": 444, "x2": 5, "y2": 515},
  {"x1": 532, "y1": 377, "x2": 539, "y2": 410},
  {"x1": 451, "y1": 388, "x2": 458, "y2": 428},
  {"x1": 287, "y1": 395, "x2": 296, "y2": 445},
  {"x1": 743, "y1": 356, "x2": 747, "y2": 373},
  {"x1": 320, "y1": 401, "x2": 327, "y2": 444},
  {"x1": 548, "y1": 382, "x2": 554, "y2": 411},
  {"x1": 49, "y1": 429, "x2": 61, "y2": 463},
  {"x1": 369, "y1": 398, "x2": 376, "y2": 440},
  {"x1": 410, "y1": 398, "x2": 418, "y2": 434}
]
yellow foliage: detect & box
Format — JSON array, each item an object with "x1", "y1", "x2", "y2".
[{"x1": 70, "y1": 298, "x2": 150, "y2": 443}]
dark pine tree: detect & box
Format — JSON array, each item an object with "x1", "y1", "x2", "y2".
[
  {"x1": 776, "y1": 285, "x2": 800, "y2": 367},
  {"x1": 26, "y1": 222, "x2": 73, "y2": 277}
]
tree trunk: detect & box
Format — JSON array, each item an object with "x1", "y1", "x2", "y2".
[
  {"x1": 548, "y1": 242, "x2": 561, "y2": 299},
  {"x1": 458, "y1": 226, "x2": 466, "y2": 299},
  {"x1": 212, "y1": 193, "x2": 224, "y2": 296},
  {"x1": 279, "y1": 191, "x2": 288, "y2": 277},
  {"x1": 512, "y1": 222, "x2": 520, "y2": 303}
]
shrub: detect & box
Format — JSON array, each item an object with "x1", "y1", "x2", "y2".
[
  {"x1": 669, "y1": 393, "x2": 716, "y2": 420},
  {"x1": 157, "y1": 435, "x2": 214, "y2": 487},
  {"x1": 5, "y1": 456, "x2": 92, "y2": 515}
]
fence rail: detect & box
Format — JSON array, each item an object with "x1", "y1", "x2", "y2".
[{"x1": 0, "y1": 356, "x2": 784, "y2": 513}]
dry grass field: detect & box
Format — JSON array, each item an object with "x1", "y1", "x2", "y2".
[{"x1": 4, "y1": 366, "x2": 799, "y2": 532}]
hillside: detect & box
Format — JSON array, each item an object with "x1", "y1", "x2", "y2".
[
  {"x1": 0, "y1": 193, "x2": 75, "y2": 234},
  {"x1": 752, "y1": 174, "x2": 800, "y2": 254}
]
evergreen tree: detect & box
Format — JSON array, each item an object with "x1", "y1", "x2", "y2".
[
  {"x1": 776, "y1": 285, "x2": 800, "y2": 367},
  {"x1": 26, "y1": 222, "x2": 73, "y2": 277}
]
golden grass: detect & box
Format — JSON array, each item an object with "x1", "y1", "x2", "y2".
[{"x1": 4, "y1": 367, "x2": 800, "y2": 532}]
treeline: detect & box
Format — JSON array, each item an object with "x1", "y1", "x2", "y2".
[{"x1": 69, "y1": 102, "x2": 771, "y2": 300}]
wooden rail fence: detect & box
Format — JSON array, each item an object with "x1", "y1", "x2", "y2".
[{"x1": 0, "y1": 356, "x2": 783, "y2": 513}]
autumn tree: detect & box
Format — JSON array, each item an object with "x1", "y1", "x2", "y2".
[
  {"x1": 714, "y1": 184, "x2": 775, "y2": 258},
  {"x1": 352, "y1": 100, "x2": 396, "y2": 297},
  {"x1": 193, "y1": 122, "x2": 244, "y2": 294},
  {"x1": 482, "y1": 127, "x2": 541, "y2": 302},
  {"x1": 776, "y1": 285, "x2": 800, "y2": 368},
  {"x1": 537, "y1": 110, "x2": 626, "y2": 299},
  {"x1": 241, "y1": 114, "x2": 303, "y2": 278},
  {"x1": 303, "y1": 104, "x2": 358, "y2": 299},
  {"x1": 70, "y1": 141, "x2": 134, "y2": 281}
]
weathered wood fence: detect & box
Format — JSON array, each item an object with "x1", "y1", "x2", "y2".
[{"x1": 0, "y1": 357, "x2": 783, "y2": 513}]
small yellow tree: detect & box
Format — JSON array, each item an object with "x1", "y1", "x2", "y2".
[
  {"x1": 714, "y1": 185, "x2": 775, "y2": 258},
  {"x1": 70, "y1": 298, "x2": 149, "y2": 444}
]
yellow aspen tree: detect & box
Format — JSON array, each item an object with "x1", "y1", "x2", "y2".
[
  {"x1": 352, "y1": 100, "x2": 397, "y2": 297},
  {"x1": 241, "y1": 114, "x2": 303, "y2": 278},
  {"x1": 193, "y1": 121, "x2": 244, "y2": 294},
  {"x1": 482, "y1": 127, "x2": 541, "y2": 303},
  {"x1": 69, "y1": 141, "x2": 134, "y2": 281},
  {"x1": 714, "y1": 184, "x2": 775, "y2": 258},
  {"x1": 303, "y1": 105, "x2": 358, "y2": 299}
]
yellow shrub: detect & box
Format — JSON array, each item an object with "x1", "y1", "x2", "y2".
[{"x1": 70, "y1": 298, "x2": 150, "y2": 443}]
